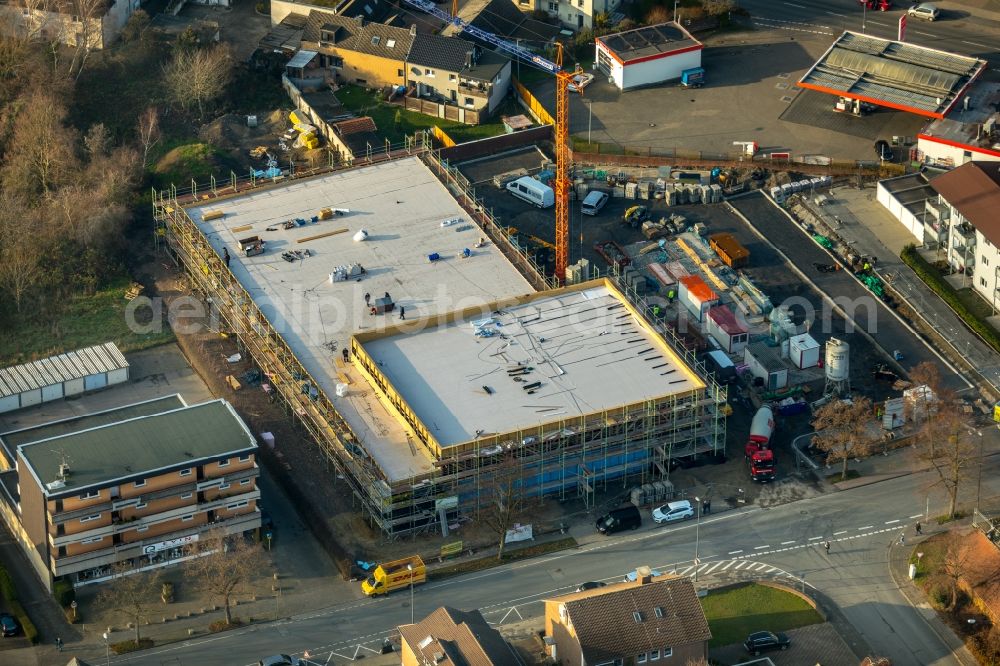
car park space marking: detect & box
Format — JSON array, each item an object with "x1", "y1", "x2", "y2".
[
  {"x1": 677, "y1": 565, "x2": 695, "y2": 575},
  {"x1": 781, "y1": 540, "x2": 796, "y2": 545},
  {"x1": 729, "y1": 549, "x2": 744, "y2": 554}
]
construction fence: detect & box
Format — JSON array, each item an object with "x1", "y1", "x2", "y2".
[
  {"x1": 431, "y1": 125, "x2": 457, "y2": 148},
  {"x1": 513, "y1": 77, "x2": 555, "y2": 126}
]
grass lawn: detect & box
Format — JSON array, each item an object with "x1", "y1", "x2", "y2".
[
  {"x1": 701, "y1": 583, "x2": 823, "y2": 647},
  {"x1": 0, "y1": 277, "x2": 175, "y2": 365},
  {"x1": 335, "y1": 85, "x2": 509, "y2": 144},
  {"x1": 910, "y1": 532, "x2": 949, "y2": 585},
  {"x1": 955, "y1": 288, "x2": 994, "y2": 321}
]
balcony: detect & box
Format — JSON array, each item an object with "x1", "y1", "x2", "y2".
[{"x1": 457, "y1": 82, "x2": 490, "y2": 99}]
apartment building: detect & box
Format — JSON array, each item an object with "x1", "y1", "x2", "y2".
[
  {"x1": 301, "y1": 11, "x2": 415, "y2": 88},
  {"x1": 514, "y1": 0, "x2": 622, "y2": 30},
  {"x1": 0, "y1": 0, "x2": 140, "y2": 50},
  {"x1": 929, "y1": 161, "x2": 1000, "y2": 312},
  {"x1": 406, "y1": 35, "x2": 511, "y2": 118},
  {"x1": 0, "y1": 395, "x2": 260, "y2": 590}
]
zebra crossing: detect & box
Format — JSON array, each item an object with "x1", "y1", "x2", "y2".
[{"x1": 664, "y1": 558, "x2": 807, "y2": 587}]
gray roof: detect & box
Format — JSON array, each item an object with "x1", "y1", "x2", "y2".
[
  {"x1": 597, "y1": 22, "x2": 701, "y2": 63},
  {"x1": 398, "y1": 606, "x2": 523, "y2": 666},
  {"x1": 407, "y1": 35, "x2": 508, "y2": 80},
  {"x1": 18, "y1": 399, "x2": 256, "y2": 497},
  {"x1": 302, "y1": 10, "x2": 414, "y2": 60},
  {"x1": 465, "y1": 0, "x2": 560, "y2": 43},
  {"x1": 797, "y1": 31, "x2": 987, "y2": 117},
  {"x1": 0, "y1": 395, "x2": 186, "y2": 463},
  {"x1": 0, "y1": 342, "x2": 128, "y2": 399}
]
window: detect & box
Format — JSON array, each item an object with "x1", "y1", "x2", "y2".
[
  {"x1": 134, "y1": 479, "x2": 146, "y2": 488},
  {"x1": 137, "y1": 525, "x2": 148, "y2": 533},
  {"x1": 662, "y1": 647, "x2": 672, "y2": 657},
  {"x1": 79, "y1": 490, "x2": 100, "y2": 500},
  {"x1": 464, "y1": 97, "x2": 474, "y2": 106},
  {"x1": 179, "y1": 468, "x2": 192, "y2": 477},
  {"x1": 80, "y1": 514, "x2": 102, "y2": 524},
  {"x1": 386, "y1": 39, "x2": 395, "y2": 48},
  {"x1": 425, "y1": 68, "x2": 435, "y2": 77},
  {"x1": 81, "y1": 536, "x2": 103, "y2": 544},
  {"x1": 371, "y1": 35, "x2": 381, "y2": 46},
  {"x1": 397, "y1": 68, "x2": 404, "y2": 77},
  {"x1": 577, "y1": 0, "x2": 583, "y2": 6},
  {"x1": 220, "y1": 483, "x2": 231, "y2": 490},
  {"x1": 548, "y1": 2, "x2": 557, "y2": 10},
  {"x1": 637, "y1": 655, "x2": 647, "y2": 664},
  {"x1": 449, "y1": 73, "x2": 457, "y2": 81},
  {"x1": 21, "y1": 7, "x2": 29, "y2": 16},
  {"x1": 650, "y1": 649, "x2": 660, "y2": 660},
  {"x1": 135, "y1": 502, "x2": 147, "y2": 509},
  {"x1": 240, "y1": 479, "x2": 251, "y2": 486},
  {"x1": 982, "y1": 255, "x2": 989, "y2": 266},
  {"x1": 217, "y1": 459, "x2": 230, "y2": 468},
  {"x1": 355, "y1": 78, "x2": 367, "y2": 85},
  {"x1": 182, "y1": 514, "x2": 194, "y2": 522},
  {"x1": 982, "y1": 277, "x2": 988, "y2": 287},
  {"x1": 181, "y1": 493, "x2": 193, "y2": 500},
  {"x1": 227, "y1": 500, "x2": 249, "y2": 510},
  {"x1": 238, "y1": 454, "x2": 251, "y2": 462}
]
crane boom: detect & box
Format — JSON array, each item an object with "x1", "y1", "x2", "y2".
[{"x1": 401, "y1": 0, "x2": 570, "y2": 281}]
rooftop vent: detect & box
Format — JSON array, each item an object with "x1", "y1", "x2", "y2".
[
  {"x1": 633, "y1": 611, "x2": 644, "y2": 623},
  {"x1": 654, "y1": 607, "x2": 664, "y2": 618},
  {"x1": 418, "y1": 636, "x2": 434, "y2": 650}
]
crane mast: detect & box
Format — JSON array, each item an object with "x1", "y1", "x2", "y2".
[{"x1": 401, "y1": 0, "x2": 571, "y2": 281}]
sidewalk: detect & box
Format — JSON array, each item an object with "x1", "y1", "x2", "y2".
[
  {"x1": 797, "y1": 186, "x2": 1000, "y2": 396},
  {"x1": 887, "y1": 529, "x2": 979, "y2": 666}
]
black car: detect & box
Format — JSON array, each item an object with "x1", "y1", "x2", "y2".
[
  {"x1": 0, "y1": 613, "x2": 20, "y2": 637},
  {"x1": 743, "y1": 631, "x2": 790, "y2": 655},
  {"x1": 874, "y1": 139, "x2": 893, "y2": 161},
  {"x1": 575, "y1": 581, "x2": 607, "y2": 592}
]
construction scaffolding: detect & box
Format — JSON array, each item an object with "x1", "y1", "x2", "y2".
[{"x1": 153, "y1": 145, "x2": 727, "y2": 538}]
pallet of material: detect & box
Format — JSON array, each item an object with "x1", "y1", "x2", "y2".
[
  {"x1": 203, "y1": 209, "x2": 225, "y2": 221},
  {"x1": 647, "y1": 263, "x2": 676, "y2": 290}
]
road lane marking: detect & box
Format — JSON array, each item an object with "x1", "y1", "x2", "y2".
[
  {"x1": 910, "y1": 514, "x2": 924, "y2": 519},
  {"x1": 825, "y1": 11, "x2": 845, "y2": 16},
  {"x1": 677, "y1": 565, "x2": 694, "y2": 575},
  {"x1": 859, "y1": 526, "x2": 874, "y2": 530},
  {"x1": 834, "y1": 530, "x2": 847, "y2": 535},
  {"x1": 722, "y1": 560, "x2": 737, "y2": 570},
  {"x1": 729, "y1": 549, "x2": 743, "y2": 554},
  {"x1": 735, "y1": 561, "x2": 748, "y2": 570},
  {"x1": 765, "y1": 566, "x2": 777, "y2": 573},
  {"x1": 754, "y1": 545, "x2": 770, "y2": 550},
  {"x1": 962, "y1": 40, "x2": 992, "y2": 49},
  {"x1": 913, "y1": 30, "x2": 934, "y2": 36},
  {"x1": 704, "y1": 562, "x2": 724, "y2": 575},
  {"x1": 809, "y1": 536, "x2": 823, "y2": 540},
  {"x1": 885, "y1": 519, "x2": 900, "y2": 524},
  {"x1": 783, "y1": 1, "x2": 806, "y2": 7},
  {"x1": 867, "y1": 20, "x2": 886, "y2": 26},
  {"x1": 781, "y1": 540, "x2": 796, "y2": 545}
]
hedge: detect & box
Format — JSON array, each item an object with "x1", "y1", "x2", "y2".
[
  {"x1": 8, "y1": 599, "x2": 38, "y2": 644},
  {"x1": 53, "y1": 579, "x2": 75, "y2": 607},
  {"x1": 900, "y1": 244, "x2": 1000, "y2": 354},
  {"x1": 0, "y1": 566, "x2": 17, "y2": 602}
]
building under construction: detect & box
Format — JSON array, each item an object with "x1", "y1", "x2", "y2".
[{"x1": 153, "y1": 149, "x2": 727, "y2": 536}]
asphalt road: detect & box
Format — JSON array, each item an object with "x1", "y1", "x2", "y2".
[
  {"x1": 89, "y1": 453, "x2": 1000, "y2": 666},
  {"x1": 742, "y1": 0, "x2": 1000, "y2": 67}
]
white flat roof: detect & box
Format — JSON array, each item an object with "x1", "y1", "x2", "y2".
[
  {"x1": 360, "y1": 282, "x2": 705, "y2": 449},
  {"x1": 185, "y1": 157, "x2": 534, "y2": 480}
]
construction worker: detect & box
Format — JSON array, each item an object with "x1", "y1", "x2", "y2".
[
  {"x1": 364, "y1": 292, "x2": 371, "y2": 306},
  {"x1": 223, "y1": 248, "x2": 230, "y2": 268}
]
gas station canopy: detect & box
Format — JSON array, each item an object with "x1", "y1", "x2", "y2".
[{"x1": 797, "y1": 31, "x2": 987, "y2": 119}]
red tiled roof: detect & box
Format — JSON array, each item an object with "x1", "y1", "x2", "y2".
[{"x1": 930, "y1": 161, "x2": 1000, "y2": 246}]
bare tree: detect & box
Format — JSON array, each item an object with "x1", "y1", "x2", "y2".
[
  {"x1": 936, "y1": 537, "x2": 975, "y2": 610},
  {"x1": 96, "y1": 563, "x2": 161, "y2": 644},
  {"x1": 83, "y1": 122, "x2": 110, "y2": 157},
  {"x1": 645, "y1": 6, "x2": 670, "y2": 25},
  {"x1": 811, "y1": 397, "x2": 880, "y2": 482},
  {"x1": 186, "y1": 533, "x2": 268, "y2": 626},
  {"x1": 479, "y1": 457, "x2": 526, "y2": 561},
  {"x1": 136, "y1": 106, "x2": 161, "y2": 172},
  {"x1": 2, "y1": 89, "x2": 79, "y2": 199},
  {"x1": 61, "y1": 0, "x2": 106, "y2": 79},
  {"x1": 918, "y1": 410, "x2": 979, "y2": 519},
  {"x1": 162, "y1": 44, "x2": 233, "y2": 120}
]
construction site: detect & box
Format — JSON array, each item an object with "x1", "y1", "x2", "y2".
[{"x1": 153, "y1": 146, "x2": 728, "y2": 537}]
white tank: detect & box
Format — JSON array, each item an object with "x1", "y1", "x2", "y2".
[{"x1": 825, "y1": 338, "x2": 850, "y2": 381}]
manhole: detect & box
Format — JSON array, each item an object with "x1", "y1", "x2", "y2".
[
  {"x1": 778, "y1": 73, "x2": 790, "y2": 79},
  {"x1": 780, "y1": 96, "x2": 794, "y2": 103},
  {"x1": 776, "y1": 82, "x2": 789, "y2": 90}
]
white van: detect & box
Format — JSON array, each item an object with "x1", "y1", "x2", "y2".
[
  {"x1": 581, "y1": 190, "x2": 609, "y2": 216},
  {"x1": 506, "y1": 177, "x2": 554, "y2": 208}
]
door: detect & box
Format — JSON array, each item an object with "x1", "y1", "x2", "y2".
[{"x1": 577, "y1": 14, "x2": 584, "y2": 28}]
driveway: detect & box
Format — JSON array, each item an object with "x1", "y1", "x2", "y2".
[{"x1": 711, "y1": 623, "x2": 857, "y2": 666}]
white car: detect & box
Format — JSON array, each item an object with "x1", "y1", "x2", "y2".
[
  {"x1": 652, "y1": 500, "x2": 695, "y2": 524},
  {"x1": 907, "y1": 3, "x2": 939, "y2": 20},
  {"x1": 623, "y1": 568, "x2": 663, "y2": 583},
  {"x1": 568, "y1": 73, "x2": 594, "y2": 93}
]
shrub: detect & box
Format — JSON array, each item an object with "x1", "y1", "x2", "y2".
[
  {"x1": 900, "y1": 244, "x2": 1000, "y2": 353},
  {"x1": 54, "y1": 579, "x2": 75, "y2": 607},
  {"x1": 209, "y1": 617, "x2": 245, "y2": 633},
  {"x1": 111, "y1": 638, "x2": 154, "y2": 654},
  {"x1": 930, "y1": 583, "x2": 950, "y2": 608}
]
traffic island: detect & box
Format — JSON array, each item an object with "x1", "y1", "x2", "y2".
[{"x1": 428, "y1": 537, "x2": 578, "y2": 581}]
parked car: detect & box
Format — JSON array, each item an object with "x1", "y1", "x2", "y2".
[
  {"x1": 652, "y1": 500, "x2": 695, "y2": 524},
  {"x1": 596, "y1": 505, "x2": 642, "y2": 534},
  {"x1": 907, "y1": 2, "x2": 939, "y2": 20},
  {"x1": 568, "y1": 72, "x2": 595, "y2": 93},
  {"x1": 575, "y1": 581, "x2": 607, "y2": 592},
  {"x1": 874, "y1": 139, "x2": 893, "y2": 161},
  {"x1": 259, "y1": 655, "x2": 301, "y2": 666},
  {"x1": 743, "y1": 631, "x2": 791, "y2": 655},
  {"x1": 0, "y1": 613, "x2": 20, "y2": 637},
  {"x1": 623, "y1": 568, "x2": 663, "y2": 583}
]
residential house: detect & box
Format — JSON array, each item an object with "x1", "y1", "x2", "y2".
[
  {"x1": 271, "y1": 0, "x2": 393, "y2": 26},
  {"x1": 0, "y1": 395, "x2": 261, "y2": 591},
  {"x1": 544, "y1": 571, "x2": 711, "y2": 665},
  {"x1": 405, "y1": 34, "x2": 511, "y2": 122},
  {"x1": 301, "y1": 10, "x2": 415, "y2": 88},
  {"x1": 928, "y1": 160, "x2": 1000, "y2": 311},
  {"x1": 398, "y1": 606, "x2": 525, "y2": 665},
  {"x1": 514, "y1": 0, "x2": 623, "y2": 30},
  {"x1": 445, "y1": 0, "x2": 560, "y2": 47},
  {"x1": 0, "y1": 0, "x2": 140, "y2": 49}
]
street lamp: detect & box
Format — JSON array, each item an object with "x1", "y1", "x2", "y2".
[
  {"x1": 406, "y1": 563, "x2": 414, "y2": 625},
  {"x1": 586, "y1": 100, "x2": 593, "y2": 145},
  {"x1": 693, "y1": 496, "x2": 702, "y2": 583},
  {"x1": 102, "y1": 631, "x2": 110, "y2": 666},
  {"x1": 975, "y1": 429, "x2": 985, "y2": 509}
]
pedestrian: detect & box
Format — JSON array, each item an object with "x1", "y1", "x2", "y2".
[
  {"x1": 899, "y1": 532, "x2": 906, "y2": 546},
  {"x1": 223, "y1": 247, "x2": 230, "y2": 268},
  {"x1": 399, "y1": 306, "x2": 405, "y2": 320},
  {"x1": 915, "y1": 521, "x2": 922, "y2": 535},
  {"x1": 384, "y1": 291, "x2": 391, "y2": 301},
  {"x1": 823, "y1": 541, "x2": 830, "y2": 553},
  {"x1": 56, "y1": 637, "x2": 62, "y2": 652},
  {"x1": 342, "y1": 348, "x2": 349, "y2": 364},
  {"x1": 364, "y1": 292, "x2": 371, "y2": 306},
  {"x1": 703, "y1": 498, "x2": 711, "y2": 514}
]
